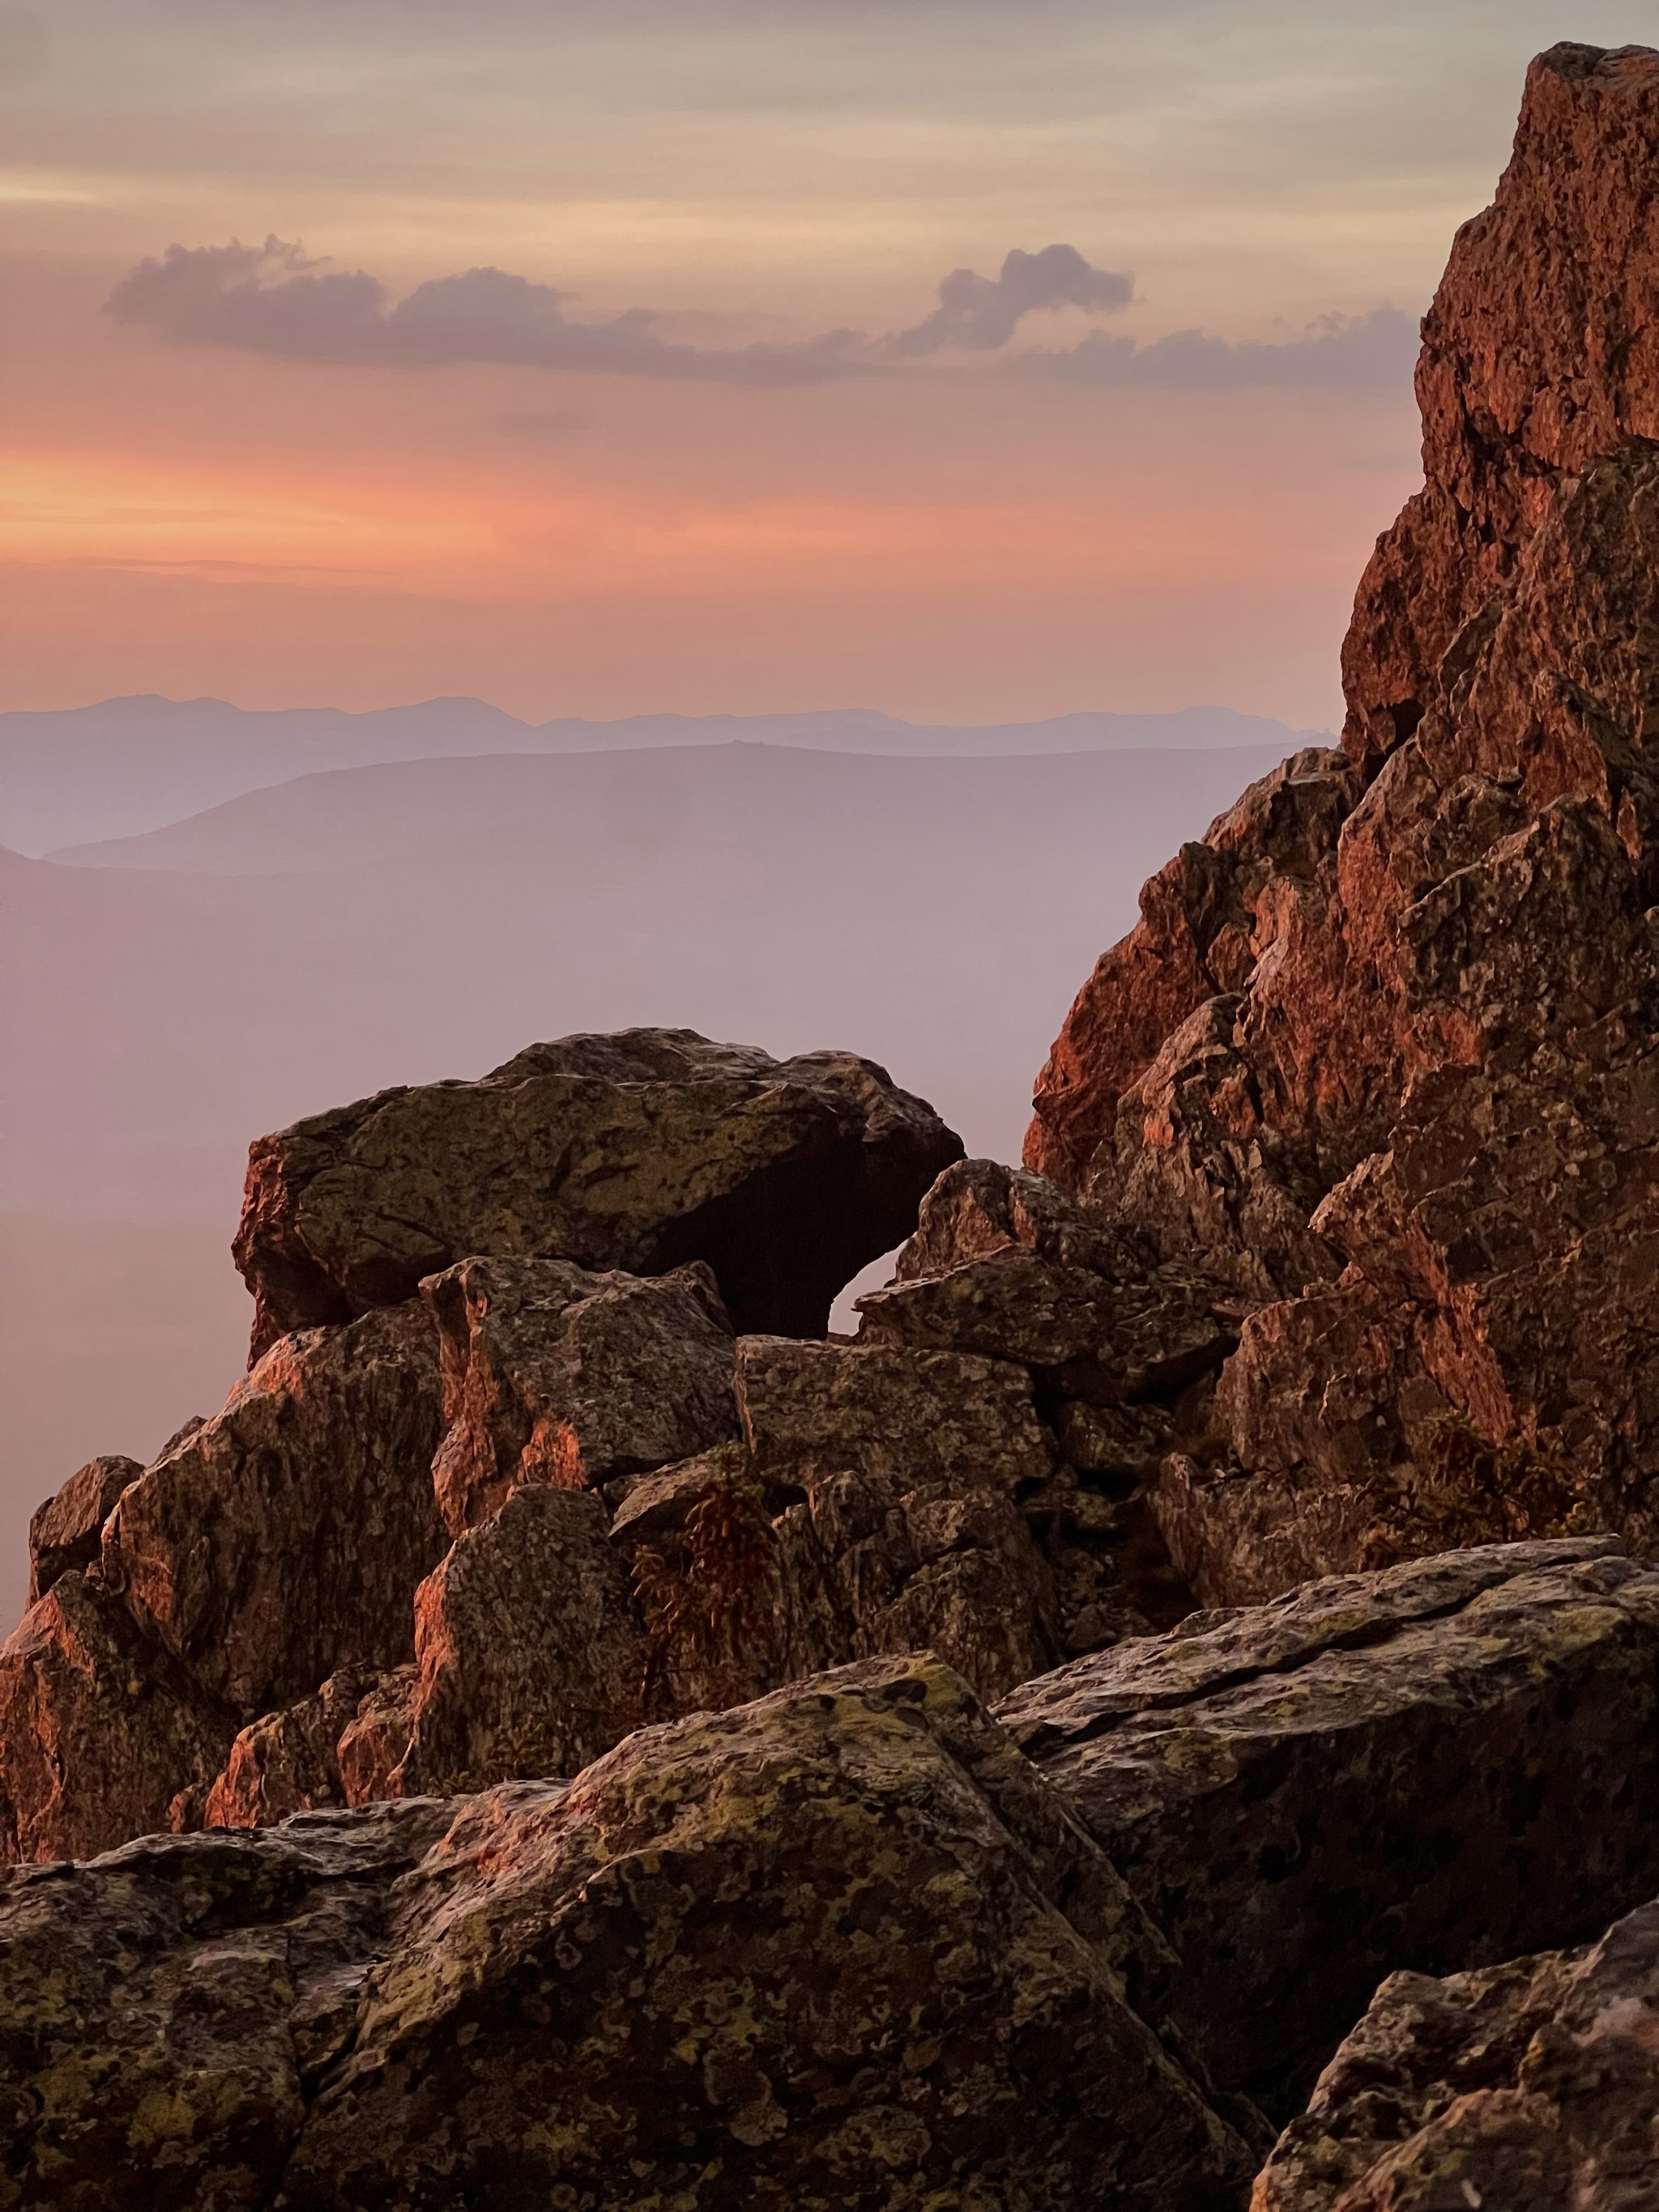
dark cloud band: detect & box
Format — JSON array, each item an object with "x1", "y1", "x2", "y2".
[{"x1": 104, "y1": 236, "x2": 1414, "y2": 391}]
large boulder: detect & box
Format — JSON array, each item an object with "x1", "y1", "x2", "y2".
[
  {"x1": 100, "y1": 1301, "x2": 449, "y2": 1718},
  {"x1": 1254, "y1": 1896, "x2": 1659, "y2": 2210},
  {"x1": 1021, "y1": 44, "x2": 1659, "y2": 1602},
  {"x1": 0, "y1": 1660, "x2": 1262, "y2": 2212},
  {"x1": 995, "y1": 1538, "x2": 1659, "y2": 2121},
  {"x1": 290, "y1": 1657, "x2": 1261, "y2": 2211},
  {"x1": 423, "y1": 1253, "x2": 738, "y2": 1535},
  {"x1": 233, "y1": 1027, "x2": 963, "y2": 1358}
]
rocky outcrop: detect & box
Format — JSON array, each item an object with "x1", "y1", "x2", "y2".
[
  {"x1": 424, "y1": 1253, "x2": 738, "y2": 1535},
  {"x1": 0, "y1": 1660, "x2": 1260, "y2": 2212},
  {"x1": 103, "y1": 1301, "x2": 448, "y2": 1717},
  {"x1": 996, "y1": 1539, "x2": 1659, "y2": 2120},
  {"x1": 337, "y1": 1485, "x2": 642, "y2": 1800},
  {"x1": 1255, "y1": 1897, "x2": 1659, "y2": 2210},
  {"x1": 1023, "y1": 42, "x2": 1659, "y2": 1603},
  {"x1": 234, "y1": 1026, "x2": 963, "y2": 1357},
  {"x1": 26, "y1": 1454, "x2": 139, "y2": 1604},
  {"x1": 0, "y1": 1571, "x2": 237, "y2": 1864}
]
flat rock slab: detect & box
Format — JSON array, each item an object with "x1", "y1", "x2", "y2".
[
  {"x1": 1254, "y1": 1894, "x2": 1659, "y2": 2210},
  {"x1": 0, "y1": 1659, "x2": 1261, "y2": 2212},
  {"x1": 996, "y1": 1538, "x2": 1659, "y2": 2119},
  {"x1": 233, "y1": 1025, "x2": 962, "y2": 1357}
]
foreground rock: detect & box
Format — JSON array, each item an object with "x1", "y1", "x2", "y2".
[
  {"x1": 26, "y1": 1454, "x2": 139, "y2": 1604},
  {"x1": 234, "y1": 1026, "x2": 963, "y2": 1357},
  {"x1": 996, "y1": 1538, "x2": 1659, "y2": 2120},
  {"x1": 1022, "y1": 43, "x2": 1659, "y2": 1604},
  {"x1": 0, "y1": 1660, "x2": 1260, "y2": 2212},
  {"x1": 1255, "y1": 1897, "x2": 1659, "y2": 2210}
]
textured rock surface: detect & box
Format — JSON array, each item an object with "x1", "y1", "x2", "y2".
[
  {"x1": 234, "y1": 1026, "x2": 963, "y2": 1357},
  {"x1": 0, "y1": 1660, "x2": 1260, "y2": 2212},
  {"x1": 1023, "y1": 43, "x2": 1659, "y2": 1601},
  {"x1": 289, "y1": 1657, "x2": 1259, "y2": 2212},
  {"x1": 736, "y1": 1334, "x2": 1060, "y2": 1695},
  {"x1": 996, "y1": 1539, "x2": 1659, "y2": 2120},
  {"x1": 26, "y1": 1455, "x2": 139, "y2": 1605},
  {"x1": 0, "y1": 1571, "x2": 236, "y2": 1865},
  {"x1": 1255, "y1": 1896, "x2": 1659, "y2": 2210},
  {"x1": 339, "y1": 1485, "x2": 643, "y2": 1801},
  {"x1": 0, "y1": 1799, "x2": 456, "y2": 2210},
  {"x1": 424, "y1": 1253, "x2": 737, "y2": 1536},
  {"x1": 203, "y1": 1668, "x2": 381, "y2": 1831},
  {"x1": 101, "y1": 1302, "x2": 448, "y2": 1717}
]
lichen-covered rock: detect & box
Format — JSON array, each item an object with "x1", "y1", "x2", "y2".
[
  {"x1": 234, "y1": 1026, "x2": 963, "y2": 1358},
  {"x1": 1020, "y1": 45, "x2": 1659, "y2": 1600},
  {"x1": 735, "y1": 1335, "x2": 1060, "y2": 1694},
  {"x1": 26, "y1": 1455, "x2": 140, "y2": 1605},
  {"x1": 0, "y1": 1571, "x2": 237, "y2": 1864},
  {"x1": 996, "y1": 1538, "x2": 1659, "y2": 2121},
  {"x1": 423, "y1": 1254, "x2": 737, "y2": 1536},
  {"x1": 856, "y1": 1158, "x2": 1238, "y2": 1405},
  {"x1": 281, "y1": 1657, "x2": 1260, "y2": 2211},
  {"x1": 203, "y1": 1667, "x2": 381, "y2": 1831},
  {"x1": 0, "y1": 1798, "x2": 456, "y2": 2211},
  {"x1": 1253, "y1": 1894, "x2": 1659, "y2": 2211},
  {"x1": 339, "y1": 1485, "x2": 643, "y2": 1802},
  {"x1": 100, "y1": 1302, "x2": 449, "y2": 1718}
]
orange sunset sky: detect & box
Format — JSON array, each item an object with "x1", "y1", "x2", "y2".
[{"x1": 3, "y1": 0, "x2": 1648, "y2": 727}]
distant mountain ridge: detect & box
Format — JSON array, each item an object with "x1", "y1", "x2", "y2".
[{"x1": 0, "y1": 694, "x2": 1324, "y2": 854}]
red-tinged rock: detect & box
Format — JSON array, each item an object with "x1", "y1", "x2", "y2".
[
  {"x1": 233, "y1": 1026, "x2": 963, "y2": 1358},
  {"x1": 339, "y1": 1485, "x2": 644, "y2": 1802},
  {"x1": 423, "y1": 1253, "x2": 737, "y2": 1536},
  {"x1": 0, "y1": 1571, "x2": 237, "y2": 1864},
  {"x1": 103, "y1": 1301, "x2": 448, "y2": 1718},
  {"x1": 1018, "y1": 45, "x2": 1659, "y2": 1603},
  {"x1": 203, "y1": 1667, "x2": 380, "y2": 1831},
  {"x1": 26, "y1": 1455, "x2": 141, "y2": 1605}
]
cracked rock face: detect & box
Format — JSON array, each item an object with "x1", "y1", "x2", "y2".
[
  {"x1": 1023, "y1": 43, "x2": 1659, "y2": 1603},
  {"x1": 0, "y1": 1661, "x2": 1260, "y2": 2212},
  {"x1": 996, "y1": 1538, "x2": 1659, "y2": 2123},
  {"x1": 233, "y1": 1026, "x2": 964, "y2": 1358},
  {"x1": 1254, "y1": 1895, "x2": 1659, "y2": 2211}
]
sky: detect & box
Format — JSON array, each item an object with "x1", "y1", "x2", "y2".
[{"x1": 3, "y1": 1, "x2": 1656, "y2": 727}]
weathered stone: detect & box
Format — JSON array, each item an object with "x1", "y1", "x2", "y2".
[
  {"x1": 100, "y1": 1301, "x2": 448, "y2": 1718},
  {"x1": 1019, "y1": 45, "x2": 1659, "y2": 1600},
  {"x1": 203, "y1": 1667, "x2": 381, "y2": 1831},
  {"x1": 0, "y1": 1799, "x2": 456, "y2": 2210},
  {"x1": 26, "y1": 1455, "x2": 139, "y2": 1605},
  {"x1": 0, "y1": 1571, "x2": 237, "y2": 1865},
  {"x1": 996, "y1": 1539, "x2": 1659, "y2": 2121},
  {"x1": 1254, "y1": 1896, "x2": 1659, "y2": 2211},
  {"x1": 339, "y1": 1485, "x2": 643, "y2": 1802},
  {"x1": 424, "y1": 1253, "x2": 737, "y2": 1536},
  {"x1": 282, "y1": 1657, "x2": 1260, "y2": 2211},
  {"x1": 736, "y1": 1335, "x2": 1060, "y2": 1696},
  {"x1": 234, "y1": 1026, "x2": 963, "y2": 1357}
]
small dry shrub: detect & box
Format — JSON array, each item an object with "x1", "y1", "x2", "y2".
[
  {"x1": 633, "y1": 1452, "x2": 779, "y2": 1715},
  {"x1": 1362, "y1": 1413, "x2": 1602, "y2": 1565}
]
